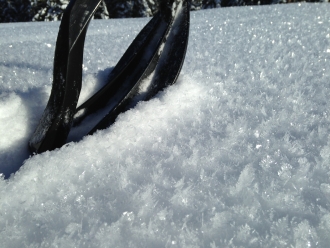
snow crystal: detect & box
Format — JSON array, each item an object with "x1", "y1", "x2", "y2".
[{"x1": 1, "y1": 3, "x2": 330, "y2": 247}]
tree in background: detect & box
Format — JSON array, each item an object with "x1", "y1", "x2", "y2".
[
  {"x1": 0, "y1": 0, "x2": 32, "y2": 22},
  {"x1": 201, "y1": 0, "x2": 221, "y2": 8},
  {"x1": 0, "y1": 0, "x2": 328, "y2": 23},
  {"x1": 31, "y1": 0, "x2": 69, "y2": 21}
]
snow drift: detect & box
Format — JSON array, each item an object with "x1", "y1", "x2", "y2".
[{"x1": 1, "y1": 3, "x2": 330, "y2": 247}]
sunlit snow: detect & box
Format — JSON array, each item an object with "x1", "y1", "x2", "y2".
[{"x1": 1, "y1": 3, "x2": 330, "y2": 247}]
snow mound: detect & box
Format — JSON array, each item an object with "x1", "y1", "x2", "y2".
[{"x1": 1, "y1": 3, "x2": 330, "y2": 247}]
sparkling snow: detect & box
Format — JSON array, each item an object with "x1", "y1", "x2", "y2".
[{"x1": 1, "y1": 3, "x2": 330, "y2": 247}]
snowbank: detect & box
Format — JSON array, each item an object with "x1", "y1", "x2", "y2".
[{"x1": 1, "y1": 3, "x2": 330, "y2": 247}]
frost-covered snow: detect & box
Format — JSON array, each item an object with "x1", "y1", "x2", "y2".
[{"x1": 1, "y1": 3, "x2": 330, "y2": 247}]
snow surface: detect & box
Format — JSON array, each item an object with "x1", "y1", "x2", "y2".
[{"x1": 1, "y1": 3, "x2": 330, "y2": 247}]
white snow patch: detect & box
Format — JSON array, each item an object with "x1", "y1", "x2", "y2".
[{"x1": 1, "y1": 3, "x2": 330, "y2": 247}]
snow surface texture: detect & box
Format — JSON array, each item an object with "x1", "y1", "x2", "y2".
[{"x1": 1, "y1": 3, "x2": 330, "y2": 247}]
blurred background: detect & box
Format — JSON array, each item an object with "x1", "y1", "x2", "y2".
[{"x1": 1, "y1": 0, "x2": 329, "y2": 23}]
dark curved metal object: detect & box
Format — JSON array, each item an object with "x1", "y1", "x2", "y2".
[
  {"x1": 29, "y1": 0, "x2": 190, "y2": 154},
  {"x1": 29, "y1": 0, "x2": 102, "y2": 154},
  {"x1": 77, "y1": 0, "x2": 190, "y2": 134}
]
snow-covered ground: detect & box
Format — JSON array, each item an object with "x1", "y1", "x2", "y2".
[{"x1": 1, "y1": 3, "x2": 330, "y2": 247}]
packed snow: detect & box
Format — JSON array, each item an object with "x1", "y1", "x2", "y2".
[{"x1": 1, "y1": 3, "x2": 330, "y2": 247}]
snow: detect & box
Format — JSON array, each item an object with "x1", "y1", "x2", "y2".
[{"x1": 1, "y1": 3, "x2": 330, "y2": 247}]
